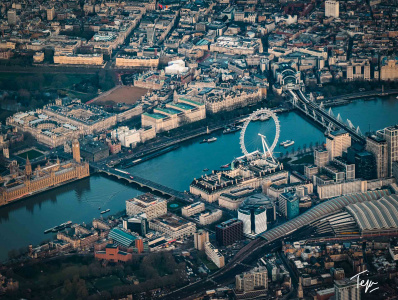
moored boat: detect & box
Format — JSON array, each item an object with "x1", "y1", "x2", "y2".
[
  {"x1": 284, "y1": 140, "x2": 295, "y2": 147},
  {"x1": 280, "y1": 140, "x2": 291, "y2": 146}
]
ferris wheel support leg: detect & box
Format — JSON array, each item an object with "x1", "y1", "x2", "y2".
[{"x1": 258, "y1": 133, "x2": 276, "y2": 164}]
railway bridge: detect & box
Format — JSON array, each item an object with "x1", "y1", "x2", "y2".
[{"x1": 288, "y1": 89, "x2": 366, "y2": 144}]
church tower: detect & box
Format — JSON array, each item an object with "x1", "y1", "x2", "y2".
[
  {"x1": 72, "y1": 139, "x2": 81, "y2": 163},
  {"x1": 25, "y1": 155, "x2": 32, "y2": 176}
]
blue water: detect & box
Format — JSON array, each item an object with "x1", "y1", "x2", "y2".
[{"x1": 0, "y1": 96, "x2": 397, "y2": 261}]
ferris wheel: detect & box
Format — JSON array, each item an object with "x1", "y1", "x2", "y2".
[{"x1": 239, "y1": 108, "x2": 280, "y2": 163}]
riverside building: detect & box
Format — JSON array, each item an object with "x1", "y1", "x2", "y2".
[
  {"x1": 0, "y1": 139, "x2": 89, "y2": 206},
  {"x1": 126, "y1": 193, "x2": 167, "y2": 220},
  {"x1": 190, "y1": 152, "x2": 288, "y2": 203}
]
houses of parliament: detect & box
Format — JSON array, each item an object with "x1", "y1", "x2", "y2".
[{"x1": 0, "y1": 139, "x2": 90, "y2": 206}]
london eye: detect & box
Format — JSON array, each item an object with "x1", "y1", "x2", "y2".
[{"x1": 239, "y1": 108, "x2": 280, "y2": 164}]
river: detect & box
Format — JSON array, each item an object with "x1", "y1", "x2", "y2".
[{"x1": 0, "y1": 96, "x2": 397, "y2": 261}]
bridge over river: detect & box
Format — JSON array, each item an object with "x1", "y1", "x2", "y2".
[
  {"x1": 289, "y1": 89, "x2": 367, "y2": 144},
  {"x1": 91, "y1": 163, "x2": 192, "y2": 202}
]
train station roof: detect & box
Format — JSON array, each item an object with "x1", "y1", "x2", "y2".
[{"x1": 261, "y1": 189, "x2": 391, "y2": 242}]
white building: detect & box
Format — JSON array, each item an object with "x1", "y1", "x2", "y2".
[
  {"x1": 199, "y1": 209, "x2": 222, "y2": 225},
  {"x1": 194, "y1": 229, "x2": 209, "y2": 251},
  {"x1": 237, "y1": 194, "x2": 272, "y2": 236},
  {"x1": 182, "y1": 202, "x2": 205, "y2": 217},
  {"x1": 165, "y1": 60, "x2": 189, "y2": 75},
  {"x1": 326, "y1": 130, "x2": 351, "y2": 161},
  {"x1": 149, "y1": 214, "x2": 196, "y2": 240},
  {"x1": 111, "y1": 126, "x2": 141, "y2": 147},
  {"x1": 204, "y1": 242, "x2": 225, "y2": 268},
  {"x1": 325, "y1": 0, "x2": 339, "y2": 18},
  {"x1": 236, "y1": 266, "x2": 268, "y2": 292},
  {"x1": 126, "y1": 193, "x2": 167, "y2": 220}
]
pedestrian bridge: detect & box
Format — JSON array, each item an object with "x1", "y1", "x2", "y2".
[{"x1": 289, "y1": 89, "x2": 366, "y2": 144}]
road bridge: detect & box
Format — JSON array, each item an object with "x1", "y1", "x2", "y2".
[
  {"x1": 289, "y1": 89, "x2": 366, "y2": 144},
  {"x1": 92, "y1": 163, "x2": 192, "y2": 202}
]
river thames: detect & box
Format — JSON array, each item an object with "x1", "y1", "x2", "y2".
[{"x1": 0, "y1": 96, "x2": 397, "y2": 261}]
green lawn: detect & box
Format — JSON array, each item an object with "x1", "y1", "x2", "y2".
[
  {"x1": 93, "y1": 275, "x2": 123, "y2": 291},
  {"x1": 198, "y1": 252, "x2": 218, "y2": 272},
  {"x1": 16, "y1": 149, "x2": 44, "y2": 160},
  {"x1": 291, "y1": 154, "x2": 314, "y2": 165}
]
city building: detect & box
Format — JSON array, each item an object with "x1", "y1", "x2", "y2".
[
  {"x1": 345, "y1": 59, "x2": 371, "y2": 81},
  {"x1": 314, "y1": 148, "x2": 329, "y2": 167},
  {"x1": 199, "y1": 209, "x2": 222, "y2": 225},
  {"x1": 238, "y1": 194, "x2": 270, "y2": 236},
  {"x1": 149, "y1": 213, "x2": 196, "y2": 239},
  {"x1": 7, "y1": 10, "x2": 17, "y2": 25},
  {"x1": 47, "y1": 7, "x2": 55, "y2": 21},
  {"x1": 326, "y1": 130, "x2": 351, "y2": 161},
  {"x1": 205, "y1": 89, "x2": 264, "y2": 114},
  {"x1": 0, "y1": 141, "x2": 89, "y2": 206},
  {"x1": 380, "y1": 58, "x2": 398, "y2": 81},
  {"x1": 190, "y1": 152, "x2": 288, "y2": 203},
  {"x1": 95, "y1": 244, "x2": 133, "y2": 262},
  {"x1": 334, "y1": 278, "x2": 360, "y2": 300},
  {"x1": 7, "y1": 101, "x2": 117, "y2": 148},
  {"x1": 210, "y1": 36, "x2": 261, "y2": 55},
  {"x1": 142, "y1": 98, "x2": 206, "y2": 133},
  {"x1": 181, "y1": 202, "x2": 205, "y2": 217},
  {"x1": 126, "y1": 193, "x2": 167, "y2": 220},
  {"x1": 305, "y1": 165, "x2": 318, "y2": 179},
  {"x1": 383, "y1": 125, "x2": 398, "y2": 177},
  {"x1": 123, "y1": 215, "x2": 149, "y2": 236},
  {"x1": 279, "y1": 192, "x2": 299, "y2": 220},
  {"x1": 215, "y1": 218, "x2": 244, "y2": 246},
  {"x1": 108, "y1": 228, "x2": 145, "y2": 253},
  {"x1": 80, "y1": 140, "x2": 109, "y2": 162},
  {"x1": 235, "y1": 266, "x2": 268, "y2": 297},
  {"x1": 218, "y1": 187, "x2": 257, "y2": 210},
  {"x1": 53, "y1": 53, "x2": 104, "y2": 65},
  {"x1": 116, "y1": 55, "x2": 159, "y2": 68},
  {"x1": 366, "y1": 135, "x2": 388, "y2": 179},
  {"x1": 111, "y1": 126, "x2": 156, "y2": 147},
  {"x1": 194, "y1": 229, "x2": 209, "y2": 251},
  {"x1": 204, "y1": 242, "x2": 225, "y2": 268},
  {"x1": 325, "y1": 1, "x2": 339, "y2": 18}
]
